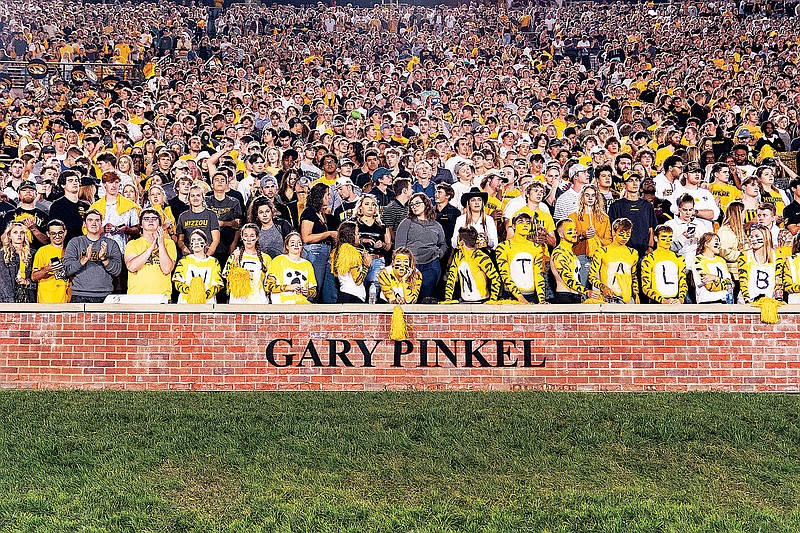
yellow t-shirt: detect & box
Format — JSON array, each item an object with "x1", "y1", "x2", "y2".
[
  {"x1": 125, "y1": 237, "x2": 178, "y2": 296},
  {"x1": 516, "y1": 206, "x2": 555, "y2": 233},
  {"x1": 654, "y1": 146, "x2": 674, "y2": 170},
  {"x1": 114, "y1": 43, "x2": 131, "y2": 63},
  {"x1": 708, "y1": 182, "x2": 742, "y2": 212},
  {"x1": 266, "y1": 255, "x2": 317, "y2": 304},
  {"x1": 32, "y1": 245, "x2": 70, "y2": 303},
  {"x1": 58, "y1": 44, "x2": 74, "y2": 60},
  {"x1": 312, "y1": 176, "x2": 337, "y2": 188},
  {"x1": 761, "y1": 188, "x2": 787, "y2": 217}
]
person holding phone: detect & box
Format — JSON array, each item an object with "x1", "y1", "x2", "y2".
[
  {"x1": 31, "y1": 219, "x2": 71, "y2": 303},
  {"x1": 665, "y1": 194, "x2": 712, "y2": 276}
]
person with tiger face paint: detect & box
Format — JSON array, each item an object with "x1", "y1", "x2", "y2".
[
  {"x1": 589, "y1": 218, "x2": 640, "y2": 304},
  {"x1": 377, "y1": 247, "x2": 421, "y2": 304},
  {"x1": 640, "y1": 225, "x2": 687, "y2": 304},
  {"x1": 551, "y1": 219, "x2": 600, "y2": 304},
  {"x1": 495, "y1": 212, "x2": 545, "y2": 304}
]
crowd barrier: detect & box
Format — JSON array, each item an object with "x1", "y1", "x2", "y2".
[{"x1": 2, "y1": 304, "x2": 799, "y2": 392}]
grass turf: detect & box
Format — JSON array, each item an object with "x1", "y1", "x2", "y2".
[{"x1": 0, "y1": 392, "x2": 799, "y2": 532}]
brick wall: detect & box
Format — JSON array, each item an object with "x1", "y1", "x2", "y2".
[{"x1": 2, "y1": 303, "x2": 799, "y2": 392}]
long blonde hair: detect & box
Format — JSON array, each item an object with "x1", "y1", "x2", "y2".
[
  {"x1": 721, "y1": 201, "x2": 747, "y2": 245},
  {"x1": 749, "y1": 224, "x2": 775, "y2": 264},
  {"x1": 576, "y1": 183, "x2": 607, "y2": 221},
  {"x1": 1, "y1": 222, "x2": 32, "y2": 266}
]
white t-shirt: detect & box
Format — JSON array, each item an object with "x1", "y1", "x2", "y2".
[{"x1": 667, "y1": 184, "x2": 720, "y2": 222}]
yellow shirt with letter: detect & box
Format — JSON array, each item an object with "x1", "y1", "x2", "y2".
[{"x1": 589, "y1": 245, "x2": 639, "y2": 302}]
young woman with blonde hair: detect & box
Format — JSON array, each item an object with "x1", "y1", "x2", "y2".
[
  {"x1": 0, "y1": 222, "x2": 34, "y2": 302},
  {"x1": 569, "y1": 183, "x2": 612, "y2": 286}
]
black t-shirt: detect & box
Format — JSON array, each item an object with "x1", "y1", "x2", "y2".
[
  {"x1": 1, "y1": 206, "x2": 49, "y2": 251},
  {"x1": 608, "y1": 197, "x2": 658, "y2": 256},
  {"x1": 299, "y1": 207, "x2": 333, "y2": 245},
  {"x1": 353, "y1": 171, "x2": 373, "y2": 188},
  {"x1": 783, "y1": 200, "x2": 800, "y2": 229},
  {"x1": 332, "y1": 199, "x2": 359, "y2": 229},
  {"x1": 227, "y1": 188, "x2": 246, "y2": 215},
  {"x1": 276, "y1": 193, "x2": 299, "y2": 229},
  {"x1": 0, "y1": 200, "x2": 15, "y2": 224},
  {"x1": 436, "y1": 203, "x2": 461, "y2": 247},
  {"x1": 205, "y1": 194, "x2": 243, "y2": 252},
  {"x1": 168, "y1": 195, "x2": 189, "y2": 221},
  {"x1": 357, "y1": 219, "x2": 387, "y2": 257},
  {"x1": 372, "y1": 186, "x2": 395, "y2": 208},
  {"x1": 48, "y1": 196, "x2": 89, "y2": 244}
]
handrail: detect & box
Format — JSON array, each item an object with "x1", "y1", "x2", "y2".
[
  {"x1": 0, "y1": 302, "x2": 787, "y2": 316},
  {"x1": 0, "y1": 61, "x2": 142, "y2": 89}
]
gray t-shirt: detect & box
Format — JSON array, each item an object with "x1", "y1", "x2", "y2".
[
  {"x1": 258, "y1": 225, "x2": 285, "y2": 259},
  {"x1": 176, "y1": 208, "x2": 220, "y2": 244}
]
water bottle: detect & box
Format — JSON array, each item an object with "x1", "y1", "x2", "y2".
[
  {"x1": 725, "y1": 280, "x2": 734, "y2": 304},
  {"x1": 368, "y1": 283, "x2": 378, "y2": 304}
]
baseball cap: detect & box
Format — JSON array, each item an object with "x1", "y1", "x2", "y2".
[
  {"x1": 685, "y1": 162, "x2": 702, "y2": 173},
  {"x1": 259, "y1": 175, "x2": 278, "y2": 188},
  {"x1": 372, "y1": 167, "x2": 392, "y2": 182},
  {"x1": 339, "y1": 157, "x2": 354, "y2": 167},
  {"x1": 589, "y1": 145, "x2": 604, "y2": 155},
  {"x1": 736, "y1": 129, "x2": 752, "y2": 139},
  {"x1": 335, "y1": 176, "x2": 354, "y2": 188},
  {"x1": 17, "y1": 180, "x2": 37, "y2": 192},
  {"x1": 568, "y1": 163, "x2": 589, "y2": 179}
]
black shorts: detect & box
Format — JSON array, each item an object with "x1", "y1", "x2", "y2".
[{"x1": 553, "y1": 292, "x2": 582, "y2": 304}]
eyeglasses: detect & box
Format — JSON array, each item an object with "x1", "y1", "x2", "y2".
[
  {"x1": 409, "y1": 201, "x2": 424, "y2": 208},
  {"x1": 47, "y1": 231, "x2": 65, "y2": 236}
]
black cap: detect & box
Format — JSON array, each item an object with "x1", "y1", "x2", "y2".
[{"x1": 17, "y1": 180, "x2": 37, "y2": 192}]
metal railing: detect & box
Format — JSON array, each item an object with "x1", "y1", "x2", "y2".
[{"x1": 0, "y1": 61, "x2": 142, "y2": 90}]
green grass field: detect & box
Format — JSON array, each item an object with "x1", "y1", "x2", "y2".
[{"x1": 1, "y1": 392, "x2": 799, "y2": 532}]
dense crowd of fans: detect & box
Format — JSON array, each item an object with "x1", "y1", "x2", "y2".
[{"x1": 3, "y1": 0, "x2": 800, "y2": 305}]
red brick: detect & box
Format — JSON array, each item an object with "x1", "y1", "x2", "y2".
[{"x1": 2, "y1": 310, "x2": 800, "y2": 392}]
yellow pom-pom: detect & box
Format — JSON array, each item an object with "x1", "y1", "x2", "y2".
[
  {"x1": 226, "y1": 265, "x2": 252, "y2": 299},
  {"x1": 751, "y1": 297, "x2": 784, "y2": 324},
  {"x1": 486, "y1": 299, "x2": 524, "y2": 305},
  {"x1": 187, "y1": 276, "x2": 207, "y2": 304},
  {"x1": 389, "y1": 305, "x2": 410, "y2": 341},
  {"x1": 332, "y1": 243, "x2": 363, "y2": 275},
  {"x1": 439, "y1": 300, "x2": 459, "y2": 305}
]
